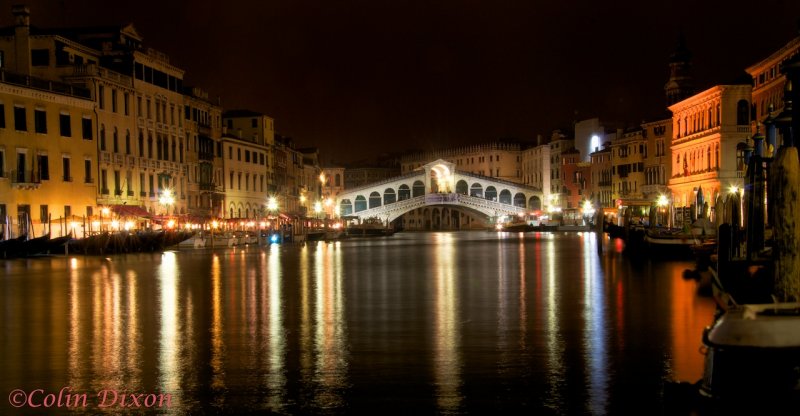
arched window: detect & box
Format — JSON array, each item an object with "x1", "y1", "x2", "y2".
[
  {"x1": 113, "y1": 127, "x2": 119, "y2": 153},
  {"x1": 736, "y1": 143, "x2": 747, "y2": 172},
  {"x1": 513, "y1": 193, "x2": 526, "y2": 207},
  {"x1": 383, "y1": 188, "x2": 396, "y2": 205},
  {"x1": 736, "y1": 100, "x2": 749, "y2": 125},
  {"x1": 412, "y1": 180, "x2": 425, "y2": 197},
  {"x1": 528, "y1": 196, "x2": 542, "y2": 210},
  {"x1": 470, "y1": 183, "x2": 483, "y2": 198},
  {"x1": 499, "y1": 189, "x2": 512, "y2": 204},
  {"x1": 455, "y1": 180, "x2": 468, "y2": 195},
  {"x1": 398, "y1": 184, "x2": 411, "y2": 200},
  {"x1": 354, "y1": 195, "x2": 367, "y2": 212},
  {"x1": 100, "y1": 125, "x2": 106, "y2": 151},
  {"x1": 369, "y1": 191, "x2": 381, "y2": 209},
  {"x1": 340, "y1": 199, "x2": 353, "y2": 216},
  {"x1": 125, "y1": 130, "x2": 131, "y2": 155},
  {"x1": 485, "y1": 186, "x2": 498, "y2": 201},
  {"x1": 138, "y1": 132, "x2": 144, "y2": 157},
  {"x1": 707, "y1": 146, "x2": 711, "y2": 171}
]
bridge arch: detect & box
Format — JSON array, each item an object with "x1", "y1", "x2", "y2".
[
  {"x1": 513, "y1": 193, "x2": 526, "y2": 208},
  {"x1": 369, "y1": 191, "x2": 381, "y2": 208},
  {"x1": 499, "y1": 189, "x2": 512, "y2": 204},
  {"x1": 354, "y1": 195, "x2": 367, "y2": 212},
  {"x1": 456, "y1": 180, "x2": 468, "y2": 195},
  {"x1": 529, "y1": 196, "x2": 542, "y2": 210},
  {"x1": 485, "y1": 186, "x2": 497, "y2": 201},
  {"x1": 412, "y1": 180, "x2": 425, "y2": 197},
  {"x1": 384, "y1": 188, "x2": 396, "y2": 204},
  {"x1": 470, "y1": 183, "x2": 483, "y2": 197},
  {"x1": 398, "y1": 184, "x2": 411, "y2": 200},
  {"x1": 340, "y1": 199, "x2": 353, "y2": 216}
]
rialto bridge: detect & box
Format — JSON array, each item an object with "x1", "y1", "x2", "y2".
[{"x1": 334, "y1": 159, "x2": 544, "y2": 227}]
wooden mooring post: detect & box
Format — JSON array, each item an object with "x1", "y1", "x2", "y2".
[
  {"x1": 771, "y1": 52, "x2": 800, "y2": 302},
  {"x1": 771, "y1": 146, "x2": 800, "y2": 301}
]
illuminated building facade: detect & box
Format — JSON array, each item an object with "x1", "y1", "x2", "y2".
[
  {"x1": 400, "y1": 141, "x2": 523, "y2": 183},
  {"x1": 184, "y1": 88, "x2": 224, "y2": 219},
  {"x1": 222, "y1": 110, "x2": 279, "y2": 220},
  {"x1": 610, "y1": 128, "x2": 647, "y2": 206},
  {"x1": 574, "y1": 118, "x2": 607, "y2": 162},
  {"x1": 0, "y1": 6, "x2": 219, "y2": 228},
  {"x1": 521, "y1": 136, "x2": 550, "y2": 206},
  {"x1": 745, "y1": 35, "x2": 800, "y2": 148},
  {"x1": 560, "y1": 148, "x2": 590, "y2": 210},
  {"x1": 667, "y1": 84, "x2": 752, "y2": 216},
  {"x1": 641, "y1": 118, "x2": 672, "y2": 202},
  {"x1": 219, "y1": 129, "x2": 269, "y2": 220},
  {"x1": 589, "y1": 145, "x2": 613, "y2": 209},
  {"x1": 296, "y1": 148, "x2": 323, "y2": 218},
  {"x1": 0, "y1": 73, "x2": 96, "y2": 238},
  {"x1": 548, "y1": 131, "x2": 574, "y2": 209}
]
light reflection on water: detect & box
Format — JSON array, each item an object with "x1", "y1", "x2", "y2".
[
  {"x1": 433, "y1": 232, "x2": 461, "y2": 414},
  {"x1": 0, "y1": 232, "x2": 715, "y2": 414}
]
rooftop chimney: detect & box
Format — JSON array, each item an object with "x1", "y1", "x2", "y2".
[
  {"x1": 12, "y1": 5, "x2": 31, "y2": 75},
  {"x1": 12, "y1": 4, "x2": 30, "y2": 27}
]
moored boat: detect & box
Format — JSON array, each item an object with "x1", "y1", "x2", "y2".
[
  {"x1": 699, "y1": 303, "x2": 800, "y2": 403},
  {"x1": 0, "y1": 235, "x2": 27, "y2": 258},
  {"x1": 346, "y1": 217, "x2": 394, "y2": 237}
]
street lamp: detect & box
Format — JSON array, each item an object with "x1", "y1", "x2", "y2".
[
  {"x1": 159, "y1": 189, "x2": 175, "y2": 215},
  {"x1": 101, "y1": 207, "x2": 110, "y2": 232},
  {"x1": 313, "y1": 201, "x2": 323, "y2": 217},
  {"x1": 656, "y1": 194, "x2": 669, "y2": 227}
]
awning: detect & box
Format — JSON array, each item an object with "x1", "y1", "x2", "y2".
[{"x1": 110, "y1": 205, "x2": 151, "y2": 218}]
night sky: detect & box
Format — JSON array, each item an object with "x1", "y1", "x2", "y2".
[{"x1": 15, "y1": 0, "x2": 800, "y2": 164}]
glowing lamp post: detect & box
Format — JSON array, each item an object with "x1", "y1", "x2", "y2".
[
  {"x1": 313, "y1": 201, "x2": 323, "y2": 229},
  {"x1": 159, "y1": 189, "x2": 175, "y2": 230},
  {"x1": 159, "y1": 189, "x2": 175, "y2": 215},
  {"x1": 581, "y1": 200, "x2": 596, "y2": 223},
  {"x1": 656, "y1": 194, "x2": 669, "y2": 227},
  {"x1": 267, "y1": 196, "x2": 279, "y2": 230},
  {"x1": 101, "y1": 207, "x2": 110, "y2": 232}
]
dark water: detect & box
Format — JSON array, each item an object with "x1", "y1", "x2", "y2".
[{"x1": 0, "y1": 231, "x2": 715, "y2": 415}]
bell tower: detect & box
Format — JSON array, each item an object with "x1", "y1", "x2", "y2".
[{"x1": 664, "y1": 34, "x2": 694, "y2": 106}]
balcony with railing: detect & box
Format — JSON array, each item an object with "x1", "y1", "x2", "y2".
[
  {"x1": 199, "y1": 182, "x2": 218, "y2": 192},
  {"x1": 69, "y1": 64, "x2": 132, "y2": 85},
  {"x1": 1, "y1": 69, "x2": 91, "y2": 99},
  {"x1": 11, "y1": 170, "x2": 41, "y2": 189}
]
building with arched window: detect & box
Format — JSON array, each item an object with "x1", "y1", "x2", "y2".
[
  {"x1": 668, "y1": 84, "x2": 752, "y2": 221},
  {"x1": 746, "y1": 35, "x2": 800, "y2": 149}
]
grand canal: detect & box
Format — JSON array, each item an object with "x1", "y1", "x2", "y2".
[{"x1": 1, "y1": 231, "x2": 715, "y2": 414}]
